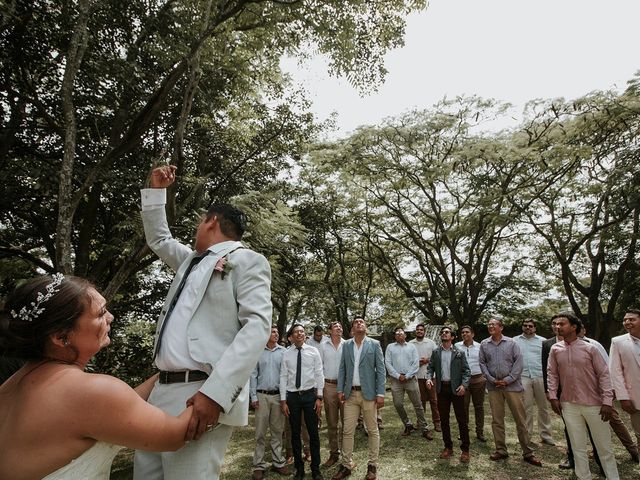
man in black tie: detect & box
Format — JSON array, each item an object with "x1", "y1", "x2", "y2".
[
  {"x1": 134, "y1": 165, "x2": 272, "y2": 480},
  {"x1": 280, "y1": 324, "x2": 325, "y2": 480}
]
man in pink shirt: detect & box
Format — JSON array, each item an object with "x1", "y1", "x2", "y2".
[{"x1": 547, "y1": 312, "x2": 620, "y2": 480}]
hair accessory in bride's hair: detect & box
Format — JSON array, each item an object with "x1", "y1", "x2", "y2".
[{"x1": 10, "y1": 273, "x2": 65, "y2": 322}]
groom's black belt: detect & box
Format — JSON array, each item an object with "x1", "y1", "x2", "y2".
[{"x1": 159, "y1": 370, "x2": 209, "y2": 384}]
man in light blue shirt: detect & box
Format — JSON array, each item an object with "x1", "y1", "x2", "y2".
[
  {"x1": 250, "y1": 326, "x2": 288, "y2": 479},
  {"x1": 514, "y1": 319, "x2": 554, "y2": 447},
  {"x1": 385, "y1": 328, "x2": 433, "y2": 440}
]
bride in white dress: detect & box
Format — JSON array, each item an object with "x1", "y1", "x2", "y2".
[{"x1": 0, "y1": 274, "x2": 192, "y2": 480}]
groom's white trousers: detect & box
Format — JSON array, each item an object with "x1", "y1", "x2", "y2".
[{"x1": 133, "y1": 380, "x2": 234, "y2": 480}]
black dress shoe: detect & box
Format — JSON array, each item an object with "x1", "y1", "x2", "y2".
[
  {"x1": 312, "y1": 472, "x2": 324, "y2": 480},
  {"x1": 293, "y1": 470, "x2": 305, "y2": 480}
]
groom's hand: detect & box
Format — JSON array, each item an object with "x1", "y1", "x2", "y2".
[
  {"x1": 148, "y1": 165, "x2": 177, "y2": 188},
  {"x1": 185, "y1": 391, "x2": 222, "y2": 440}
]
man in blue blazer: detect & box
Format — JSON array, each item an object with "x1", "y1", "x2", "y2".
[
  {"x1": 332, "y1": 316, "x2": 386, "y2": 480},
  {"x1": 427, "y1": 326, "x2": 471, "y2": 463}
]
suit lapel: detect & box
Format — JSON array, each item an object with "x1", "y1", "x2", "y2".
[
  {"x1": 189, "y1": 242, "x2": 243, "y2": 316},
  {"x1": 359, "y1": 338, "x2": 369, "y2": 365},
  {"x1": 628, "y1": 334, "x2": 640, "y2": 370},
  {"x1": 349, "y1": 341, "x2": 356, "y2": 364}
]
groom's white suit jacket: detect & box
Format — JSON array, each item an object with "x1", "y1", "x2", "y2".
[{"x1": 142, "y1": 205, "x2": 272, "y2": 426}]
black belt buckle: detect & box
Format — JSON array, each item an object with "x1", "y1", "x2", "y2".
[
  {"x1": 159, "y1": 370, "x2": 208, "y2": 384},
  {"x1": 288, "y1": 388, "x2": 314, "y2": 396},
  {"x1": 158, "y1": 371, "x2": 171, "y2": 384}
]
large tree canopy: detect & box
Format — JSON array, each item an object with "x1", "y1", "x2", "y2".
[{"x1": 0, "y1": 0, "x2": 427, "y2": 292}]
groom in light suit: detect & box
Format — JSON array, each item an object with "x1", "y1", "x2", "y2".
[
  {"x1": 333, "y1": 316, "x2": 386, "y2": 480},
  {"x1": 610, "y1": 308, "x2": 640, "y2": 454},
  {"x1": 134, "y1": 165, "x2": 272, "y2": 480}
]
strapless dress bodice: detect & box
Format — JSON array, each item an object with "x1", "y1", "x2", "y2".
[{"x1": 42, "y1": 442, "x2": 122, "y2": 480}]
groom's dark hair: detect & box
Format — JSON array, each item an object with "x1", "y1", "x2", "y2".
[{"x1": 206, "y1": 203, "x2": 247, "y2": 240}]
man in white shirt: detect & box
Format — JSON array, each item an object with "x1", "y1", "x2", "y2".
[
  {"x1": 514, "y1": 319, "x2": 554, "y2": 447},
  {"x1": 280, "y1": 324, "x2": 325, "y2": 480},
  {"x1": 319, "y1": 322, "x2": 345, "y2": 467},
  {"x1": 455, "y1": 325, "x2": 487, "y2": 442},
  {"x1": 385, "y1": 328, "x2": 433, "y2": 440},
  {"x1": 409, "y1": 323, "x2": 440, "y2": 432},
  {"x1": 307, "y1": 325, "x2": 330, "y2": 350},
  {"x1": 134, "y1": 166, "x2": 272, "y2": 480}
]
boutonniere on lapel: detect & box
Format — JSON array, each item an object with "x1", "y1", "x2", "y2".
[{"x1": 214, "y1": 256, "x2": 234, "y2": 280}]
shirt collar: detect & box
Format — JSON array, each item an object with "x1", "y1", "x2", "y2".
[{"x1": 209, "y1": 240, "x2": 242, "y2": 254}]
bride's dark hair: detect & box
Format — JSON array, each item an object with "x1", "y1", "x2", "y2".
[{"x1": 0, "y1": 275, "x2": 94, "y2": 360}]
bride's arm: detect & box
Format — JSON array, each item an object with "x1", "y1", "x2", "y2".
[
  {"x1": 77, "y1": 374, "x2": 191, "y2": 451},
  {"x1": 134, "y1": 372, "x2": 159, "y2": 400}
]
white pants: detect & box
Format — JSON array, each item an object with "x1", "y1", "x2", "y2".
[
  {"x1": 561, "y1": 402, "x2": 619, "y2": 480},
  {"x1": 521, "y1": 376, "x2": 553, "y2": 443},
  {"x1": 133, "y1": 380, "x2": 234, "y2": 480}
]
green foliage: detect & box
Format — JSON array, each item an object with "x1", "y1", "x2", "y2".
[
  {"x1": 1, "y1": 0, "x2": 427, "y2": 373},
  {"x1": 94, "y1": 317, "x2": 157, "y2": 387}
]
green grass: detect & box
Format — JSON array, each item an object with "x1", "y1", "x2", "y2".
[{"x1": 111, "y1": 394, "x2": 639, "y2": 479}]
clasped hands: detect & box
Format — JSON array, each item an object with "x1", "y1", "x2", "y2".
[{"x1": 185, "y1": 391, "x2": 222, "y2": 441}]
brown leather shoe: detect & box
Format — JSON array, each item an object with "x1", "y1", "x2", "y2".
[
  {"x1": 434, "y1": 422, "x2": 442, "y2": 432},
  {"x1": 323, "y1": 455, "x2": 340, "y2": 468},
  {"x1": 439, "y1": 448, "x2": 453, "y2": 459},
  {"x1": 422, "y1": 429, "x2": 433, "y2": 441},
  {"x1": 331, "y1": 465, "x2": 352, "y2": 480},
  {"x1": 304, "y1": 450, "x2": 312, "y2": 463},
  {"x1": 401, "y1": 424, "x2": 414, "y2": 436},
  {"x1": 364, "y1": 464, "x2": 377, "y2": 480},
  {"x1": 460, "y1": 451, "x2": 470, "y2": 463},
  {"x1": 523, "y1": 455, "x2": 542, "y2": 467},
  {"x1": 271, "y1": 465, "x2": 290, "y2": 475},
  {"x1": 252, "y1": 470, "x2": 264, "y2": 480},
  {"x1": 489, "y1": 451, "x2": 509, "y2": 461}
]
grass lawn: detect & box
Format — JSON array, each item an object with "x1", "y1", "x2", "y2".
[{"x1": 111, "y1": 393, "x2": 639, "y2": 479}]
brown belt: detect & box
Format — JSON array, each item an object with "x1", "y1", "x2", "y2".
[
  {"x1": 257, "y1": 389, "x2": 279, "y2": 395},
  {"x1": 159, "y1": 370, "x2": 209, "y2": 384},
  {"x1": 325, "y1": 379, "x2": 338, "y2": 384}
]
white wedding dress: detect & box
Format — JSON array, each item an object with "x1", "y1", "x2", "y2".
[{"x1": 42, "y1": 442, "x2": 122, "y2": 479}]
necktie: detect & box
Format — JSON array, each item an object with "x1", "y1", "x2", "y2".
[
  {"x1": 295, "y1": 346, "x2": 302, "y2": 389},
  {"x1": 154, "y1": 251, "x2": 211, "y2": 357}
]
